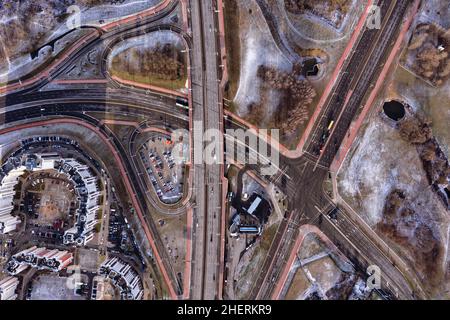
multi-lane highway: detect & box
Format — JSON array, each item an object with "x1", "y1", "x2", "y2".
[
  {"x1": 189, "y1": 0, "x2": 224, "y2": 300},
  {"x1": 0, "y1": 0, "x2": 425, "y2": 301},
  {"x1": 0, "y1": 0, "x2": 198, "y2": 300}
]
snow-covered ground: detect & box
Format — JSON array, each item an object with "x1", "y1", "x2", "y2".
[
  {"x1": 337, "y1": 111, "x2": 450, "y2": 296},
  {"x1": 107, "y1": 30, "x2": 185, "y2": 62},
  {"x1": 280, "y1": 0, "x2": 358, "y2": 41},
  {"x1": 80, "y1": 0, "x2": 162, "y2": 26},
  {"x1": 392, "y1": 69, "x2": 450, "y2": 159},
  {"x1": 419, "y1": 0, "x2": 450, "y2": 29},
  {"x1": 0, "y1": 0, "x2": 162, "y2": 83},
  {"x1": 0, "y1": 28, "x2": 89, "y2": 83},
  {"x1": 280, "y1": 0, "x2": 366, "y2": 44},
  {"x1": 336, "y1": 0, "x2": 450, "y2": 295},
  {"x1": 41, "y1": 0, "x2": 163, "y2": 47},
  {"x1": 392, "y1": 0, "x2": 450, "y2": 158},
  {"x1": 234, "y1": 0, "x2": 292, "y2": 117},
  {"x1": 283, "y1": 231, "x2": 357, "y2": 299},
  {"x1": 338, "y1": 116, "x2": 447, "y2": 227}
]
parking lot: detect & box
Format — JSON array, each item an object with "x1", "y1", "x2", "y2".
[
  {"x1": 28, "y1": 274, "x2": 86, "y2": 300},
  {"x1": 139, "y1": 134, "x2": 185, "y2": 204}
]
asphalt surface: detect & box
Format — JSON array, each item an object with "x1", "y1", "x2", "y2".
[
  {"x1": 228, "y1": 0, "x2": 421, "y2": 300},
  {"x1": 0, "y1": 97, "x2": 187, "y2": 297},
  {"x1": 0, "y1": 0, "x2": 423, "y2": 301},
  {"x1": 189, "y1": 0, "x2": 223, "y2": 300},
  {"x1": 0, "y1": 0, "x2": 191, "y2": 299}
]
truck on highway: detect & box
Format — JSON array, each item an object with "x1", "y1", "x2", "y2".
[
  {"x1": 327, "y1": 120, "x2": 334, "y2": 131},
  {"x1": 318, "y1": 119, "x2": 335, "y2": 154}
]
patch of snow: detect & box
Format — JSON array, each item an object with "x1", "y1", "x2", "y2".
[
  {"x1": 234, "y1": 0, "x2": 292, "y2": 116},
  {"x1": 0, "y1": 29, "x2": 87, "y2": 82},
  {"x1": 338, "y1": 117, "x2": 441, "y2": 226},
  {"x1": 79, "y1": 0, "x2": 162, "y2": 26},
  {"x1": 108, "y1": 30, "x2": 185, "y2": 60},
  {"x1": 348, "y1": 278, "x2": 370, "y2": 300},
  {"x1": 0, "y1": 0, "x2": 162, "y2": 83}
]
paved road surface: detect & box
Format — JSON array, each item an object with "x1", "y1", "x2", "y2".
[{"x1": 189, "y1": 0, "x2": 223, "y2": 300}]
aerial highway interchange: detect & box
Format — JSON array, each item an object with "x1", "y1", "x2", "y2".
[{"x1": 0, "y1": 0, "x2": 449, "y2": 303}]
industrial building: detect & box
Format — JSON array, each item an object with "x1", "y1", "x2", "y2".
[
  {"x1": 244, "y1": 193, "x2": 271, "y2": 225},
  {"x1": 99, "y1": 257, "x2": 144, "y2": 300},
  {"x1": 229, "y1": 193, "x2": 272, "y2": 237},
  {"x1": 0, "y1": 276, "x2": 19, "y2": 300},
  {"x1": 6, "y1": 246, "x2": 73, "y2": 275}
]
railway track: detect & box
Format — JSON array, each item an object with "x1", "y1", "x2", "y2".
[
  {"x1": 198, "y1": 0, "x2": 209, "y2": 300},
  {"x1": 304, "y1": 0, "x2": 392, "y2": 157}
]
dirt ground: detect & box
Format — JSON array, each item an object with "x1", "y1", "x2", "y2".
[
  {"x1": 29, "y1": 274, "x2": 86, "y2": 300},
  {"x1": 233, "y1": 221, "x2": 280, "y2": 299},
  {"x1": 304, "y1": 256, "x2": 343, "y2": 294},
  {"x1": 284, "y1": 265, "x2": 311, "y2": 299},
  {"x1": 298, "y1": 233, "x2": 326, "y2": 260},
  {"x1": 36, "y1": 179, "x2": 74, "y2": 224},
  {"x1": 150, "y1": 210, "x2": 187, "y2": 281},
  {"x1": 223, "y1": 0, "x2": 241, "y2": 102},
  {"x1": 76, "y1": 248, "x2": 102, "y2": 273},
  {"x1": 100, "y1": 279, "x2": 120, "y2": 300},
  {"x1": 283, "y1": 230, "x2": 356, "y2": 300}
]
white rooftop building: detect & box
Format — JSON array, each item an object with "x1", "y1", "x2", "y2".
[
  {"x1": 0, "y1": 164, "x2": 25, "y2": 234},
  {"x1": 59, "y1": 158, "x2": 100, "y2": 246},
  {"x1": 6, "y1": 246, "x2": 73, "y2": 275},
  {"x1": 0, "y1": 276, "x2": 19, "y2": 300},
  {"x1": 99, "y1": 257, "x2": 144, "y2": 300}
]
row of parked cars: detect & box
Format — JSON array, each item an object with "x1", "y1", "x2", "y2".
[{"x1": 139, "y1": 145, "x2": 182, "y2": 204}]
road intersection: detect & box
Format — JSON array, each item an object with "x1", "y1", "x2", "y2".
[{"x1": 0, "y1": 0, "x2": 426, "y2": 300}]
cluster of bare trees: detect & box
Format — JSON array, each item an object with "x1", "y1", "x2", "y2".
[
  {"x1": 0, "y1": 0, "x2": 75, "y2": 65},
  {"x1": 79, "y1": 0, "x2": 126, "y2": 5},
  {"x1": 377, "y1": 189, "x2": 442, "y2": 281},
  {"x1": 0, "y1": 0, "x2": 129, "y2": 68},
  {"x1": 284, "y1": 0, "x2": 350, "y2": 14},
  {"x1": 407, "y1": 23, "x2": 450, "y2": 86},
  {"x1": 112, "y1": 43, "x2": 186, "y2": 81},
  {"x1": 421, "y1": 139, "x2": 450, "y2": 186},
  {"x1": 398, "y1": 116, "x2": 450, "y2": 188},
  {"x1": 398, "y1": 117, "x2": 432, "y2": 144},
  {"x1": 257, "y1": 65, "x2": 316, "y2": 135},
  {"x1": 244, "y1": 102, "x2": 266, "y2": 125},
  {"x1": 284, "y1": 0, "x2": 350, "y2": 27},
  {"x1": 0, "y1": 45, "x2": 6, "y2": 63},
  {"x1": 378, "y1": 189, "x2": 441, "y2": 283}
]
